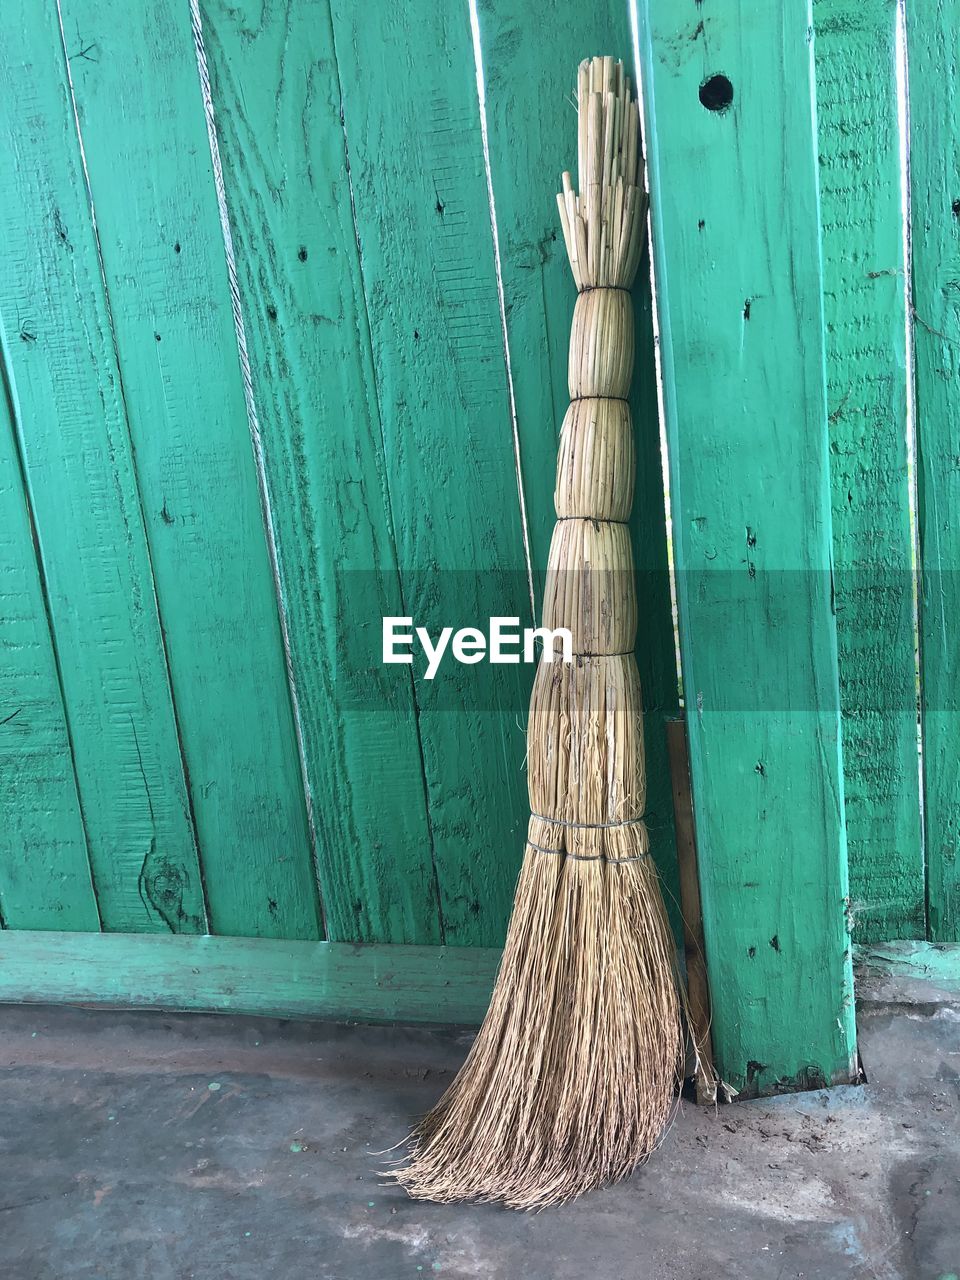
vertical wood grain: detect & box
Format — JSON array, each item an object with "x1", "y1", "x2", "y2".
[
  {"x1": 906, "y1": 0, "x2": 960, "y2": 942},
  {"x1": 637, "y1": 0, "x2": 857, "y2": 1090},
  {"x1": 59, "y1": 0, "x2": 322, "y2": 940},
  {"x1": 814, "y1": 0, "x2": 924, "y2": 941},
  {"x1": 327, "y1": 1, "x2": 534, "y2": 945},
  {"x1": 473, "y1": 0, "x2": 682, "y2": 933},
  {"x1": 0, "y1": 329, "x2": 98, "y2": 931},
  {"x1": 195, "y1": 0, "x2": 442, "y2": 943},
  {"x1": 1, "y1": 0, "x2": 205, "y2": 933}
]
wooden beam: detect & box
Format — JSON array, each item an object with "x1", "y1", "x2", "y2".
[
  {"x1": 636, "y1": 0, "x2": 857, "y2": 1093},
  {"x1": 0, "y1": 932, "x2": 502, "y2": 1026},
  {"x1": 814, "y1": 0, "x2": 923, "y2": 941},
  {"x1": 905, "y1": 0, "x2": 960, "y2": 943}
]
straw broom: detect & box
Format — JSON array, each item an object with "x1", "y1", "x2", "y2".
[{"x1": 394, "y1": 56, "x2": 683, "y2": 1209}]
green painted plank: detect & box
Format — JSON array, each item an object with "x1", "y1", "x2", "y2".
[
  {"x1": 474, "y1": 1, "x2": 682, "y2": 934},
  {"x1": 0, "y1": 931, "x2": 501, "y2": 1025},
  {"x1": 59, "y1": 0, "x2": 321, "y2": 939},
  {"x1": 0, "y1": 330, "x2": 98, "y2": 931},
  {"x1": 813, "y1": 0, "x2": 924, "y2": 941},
  {"x1": 195, "y1": 0, "x2": 440, "y2": 944},
  {"x1": 1, "y1": 0, "x2": 206, "y2": 934},
  {"x1": 328, "y1": 1, "x2": 533, "y2": 945},
  {"x1": 906, "y1": 1, "x2": 960, "y2": 943},
  {"x1": 636, "y1": 1, "x2": 857, "y2": 1092},
  {"x1": 855, "y1": 939, "x2": 960, "y2": 1003}
]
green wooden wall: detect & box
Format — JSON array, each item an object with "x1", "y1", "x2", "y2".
[
  {"x1": 0, "y1": 0, "x2": 956, "y2": 1083},
  {"x1": 0, "y1": 0, "x2": 677, "y2": 952}
]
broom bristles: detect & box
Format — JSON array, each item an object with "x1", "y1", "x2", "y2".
[
  {"x1": 392, "y1": 57, "x2": 683, "y2": 1210},
  {"x1": 395, "y1": 845, "x2": 680, "y2": 1209}
]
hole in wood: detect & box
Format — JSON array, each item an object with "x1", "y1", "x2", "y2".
[{"x1": 699, "y1": 74, "x2": 734, "y2": 113}]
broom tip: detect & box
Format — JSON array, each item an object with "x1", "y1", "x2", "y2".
[{"x1": 390, "y1": 854, "x2": 684, "y2": 1210}]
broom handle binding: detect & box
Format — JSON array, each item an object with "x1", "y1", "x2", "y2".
[
  {"x1": 570, "y1": 394, "x2": 630, "y2": 404},
  {"x1": 554, "y1": 516, "x2": 629, "y2": 526},
  {"x1": 525, "y1": 839, "x2": 648, "y2": 863},
  {"x1": 569, "y1": 651, "x2": 635, "y2": 658},
  {"x1": 529, "y1": 812, "x2": 646, "y2": 829}
]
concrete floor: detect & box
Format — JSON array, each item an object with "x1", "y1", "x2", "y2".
[{"x1": 0, "y1": 980, "x2": 957, "y2": 1280}]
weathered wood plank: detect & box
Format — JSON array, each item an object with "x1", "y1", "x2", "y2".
[
  {"x1": 0, "y1": 931, "x2": 502, "y2": 1025},
  {"x1": 813, "y1": 0, "x2": 924, "y2": 941},
  {"x1": 636, "y1": 0, "x2": 857, "y2": 1091},
  {"x1": 855, "y1": 939, "x2": 960, "y2": 1004},
  {"x1": 0, "y1": 0, "x2": 205, "y2": 932},
  {"x1": 474, "y1": 0, "x2": 682, "y2": 930},
  {"x1": 0, "y1": 331, "x2": 98, "y2": 931},
  {"x1": 906, "y1": 0, "x2": 960, "y2": 942},
  {"x1": 195, "y1": 0, "x2": 441, "y2": 944},
  {"x1": 328, "y1": 1, "x2": 533, "y2": 945},
  {"x1": 59, "y1": 0, "x2": 321, "y2": 939}
]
